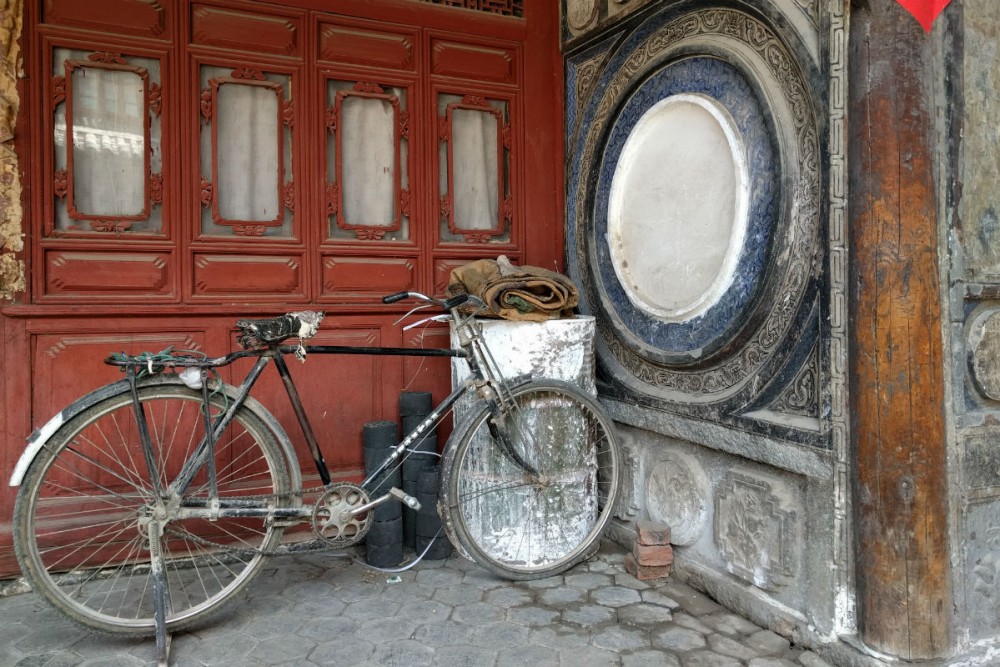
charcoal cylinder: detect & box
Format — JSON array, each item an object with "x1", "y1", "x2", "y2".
[
  {"x1": 414, "y1": 465, "x2": 453, "y2": 559},
  {"x1": 399, "y1": 391, "x2": 433, "y2": 417},
  {"x1": 363, "y1": 421, "x2": 402, "y2": 522},
  {"x1": 362, "y1": 421, "x2": 403, "y2": 564},
  {"x1": 399, "y1": 393, "x2": 437, "y2": 550}
]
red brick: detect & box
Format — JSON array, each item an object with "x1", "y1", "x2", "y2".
[
  {"x1": 635, "y1": 520, "x2": 671, "y2": 546},
  {"x1": 625, "y1": 552, "x2": 672, "y2": 581},
  {"x1": 633, "y1": 542, "x2": 674, "y2": 567}
]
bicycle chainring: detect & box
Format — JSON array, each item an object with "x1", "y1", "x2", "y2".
[{"x1": 311, "y1": 483, "x2": 372, "y2": 547}]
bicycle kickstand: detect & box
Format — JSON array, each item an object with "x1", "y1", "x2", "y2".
[{"x1": 148, "y1": 519, "x2": 172, "y2": 667}]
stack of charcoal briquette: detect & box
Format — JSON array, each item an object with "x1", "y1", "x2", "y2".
[
  {"x1": 362, "y1": 391, "x2": 452, "y2": 568},
  {"x1": 362, "y1": 420, "x2": 403, "y2": 567}
]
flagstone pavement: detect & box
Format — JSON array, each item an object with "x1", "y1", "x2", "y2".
[{"x1": 0, "y1": 541, "x2": 837, "y2": 667}]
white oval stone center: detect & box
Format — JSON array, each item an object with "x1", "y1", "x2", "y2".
[{"x1": 608, "y1": 93, "x2": 749, "y2": 322}]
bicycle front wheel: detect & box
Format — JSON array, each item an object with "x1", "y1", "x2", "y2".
[
  {"x1": 440, "y1": 380, "x2": 621, "y2": 580},
  {"x1": 13, "y1": 378, "x2": 291, "y2": 636}
]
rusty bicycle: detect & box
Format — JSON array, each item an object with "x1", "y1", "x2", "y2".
[{"x1": 9, "y1": 291, "x2": 621, "y2": 658}]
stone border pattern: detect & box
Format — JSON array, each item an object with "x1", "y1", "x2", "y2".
[
  {"x1": 825, "y1": 0, "x2": 853, "y2": 637},
  {"x1": 571, "y1": 8, "x2": 821, "y2": 399}
]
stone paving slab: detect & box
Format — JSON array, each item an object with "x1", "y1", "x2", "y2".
[{"x1": 0, "y1": 542, "x2": 835, "y2": 667}]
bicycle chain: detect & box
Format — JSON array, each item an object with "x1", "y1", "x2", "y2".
[{"x1": 159, "y1": 486, "x2": 353, "y2": 557}]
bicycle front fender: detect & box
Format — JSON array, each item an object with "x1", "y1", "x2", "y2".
[{"x1": 9, "y1": 374, "x2": 302, "y2": 491}]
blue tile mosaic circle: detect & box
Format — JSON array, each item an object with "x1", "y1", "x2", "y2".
[{"x1": 592, "y1": 56, "x2": 777, "y2": 359}]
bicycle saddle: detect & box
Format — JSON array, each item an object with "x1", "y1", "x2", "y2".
[{"x1": 235, "y1": 311, "x2": 324, "y2": 349}]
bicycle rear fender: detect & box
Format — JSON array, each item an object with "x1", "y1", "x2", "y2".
[{"x1": 8, "y1": 374, "x2": 302, "y2": 490}]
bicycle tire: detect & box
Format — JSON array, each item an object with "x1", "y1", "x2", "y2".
[
  {"x1": 439, "y1": 380, "x2": 620, "y2": 580},
  {"x1": 13, "y1": 378, "x2": 292, "y2": 636}
]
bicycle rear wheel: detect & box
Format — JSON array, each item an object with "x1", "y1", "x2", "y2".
[
  {"x1": 13, "y1": 378, "x2": 291, "y2": 636},
  {"x1": 440, "y1": 380, "x2": 620, "y2": 580}
]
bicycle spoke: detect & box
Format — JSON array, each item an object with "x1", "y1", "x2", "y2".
[
  {"x1": 444, "y1": 381, "x2": 620, "y2": 579},
  {"x1": 16, "y1": 381, "x2": 289, "y2": 635}
]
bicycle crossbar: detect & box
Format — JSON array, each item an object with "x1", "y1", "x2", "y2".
[{"x1": 284, "y1": 345, "x2": 466, "y2": 358}]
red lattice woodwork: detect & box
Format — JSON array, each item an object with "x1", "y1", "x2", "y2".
[
  {"x1": 2, "y1": 0, "x2": 563, "y2": 580},
  {"x1": 440, "y1": 94, "x2": 511, "y2": 243},
  {"x1": 203, "y1": 73, "x2": 287, "y2": 229},
  {"x1": 62, "y1": 56, "x2": 152, "y2": 224},
  {"x1": 326, "y1": 82, "x2": 404, "y2": 239}
]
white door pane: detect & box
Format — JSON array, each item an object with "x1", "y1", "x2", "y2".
[
  {"x1": 70, "y1": 67, "x2": 145, "y2": 217},
  {"x1": 215, "y1": 82, "x2": 280, "y2": 222},
  {"x1": 451, "y1": 107, "x2": 499, "y2": 231},
  {"x1": 341, "y1": 95, "x2": 395, "y2": 227}
]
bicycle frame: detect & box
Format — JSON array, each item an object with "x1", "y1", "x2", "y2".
[
  {"x1": 117, "y1": 308, "x2": 527, "y2": 525},
  {"x1": 11, "y1": 297, "x2": 619, "y2": 667}
]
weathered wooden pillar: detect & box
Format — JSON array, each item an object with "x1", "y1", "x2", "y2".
[{"x1": 848, "y1": 0, "x2": 952, "y2": 660}]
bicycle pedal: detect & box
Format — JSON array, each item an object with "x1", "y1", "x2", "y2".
[{"x1": 389, "y1": 487, "x2": 421, "y2": 511}]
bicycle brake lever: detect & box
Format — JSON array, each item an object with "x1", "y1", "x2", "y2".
[
  {"x1": 392, "y1": 303, "x2": 432, "y2": 327},
  {"x1": 402, "y1": 314, "x2": 450, "y2": 331}
]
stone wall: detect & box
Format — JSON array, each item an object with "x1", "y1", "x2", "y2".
[
  {"x1": 562, "y1": 0, "x2": 851, "y2": 650},
  {"x1": 947, "y1": 0, "x2": 1000, "y2": 653}
]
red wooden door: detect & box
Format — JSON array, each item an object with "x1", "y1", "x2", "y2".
[{"x1": 0, "y1": 0, "x2": 563, "y2": 577}]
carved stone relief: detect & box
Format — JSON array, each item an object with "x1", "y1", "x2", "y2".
[
  {"x1": 769, "y1": 342, "x2": 820, "y2": 419},
  {"x1": 968, "y1": 308, "x2": 1000, "y2": 401},
  {"x1": 715, "y1": 471, "x2": 799, "y2": 591},
  {"x1": 566, "y1": 6, "x2": 821, "y2": 412},
  {"x1": 792, "y1": 0, "x2": 819, "y2": 28},
  {"x1": 616, "y1": 440, "x2": 642, "y2": 520},
  {"x1": 566, "y1": 0, "x2": 600, "y2": 35},
  {"x1": 966, "y1": 502, "x2": 1000, "y2": 637},
  {"x1": 963, "y1": 429, "x2": 1000, "y2": 494},
  {"x1": 645, "y1": 451, "x2": 710, "y2": 546}
]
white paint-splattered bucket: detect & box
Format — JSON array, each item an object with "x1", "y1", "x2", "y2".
[{"x1": 450, "y1": 315, "x2": 596, "y2": 399}]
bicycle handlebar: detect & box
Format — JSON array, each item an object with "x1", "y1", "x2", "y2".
[
  {"x1": 381, "y1": 291, "x2": 410, "y2": 304},
  {"x1": 381, "y1": 291, "x2": 485, "y2": 312}
]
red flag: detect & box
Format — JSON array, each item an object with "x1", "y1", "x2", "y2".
[{"x1": 896, "y1": 0, "x2": 952, "y2": 32}]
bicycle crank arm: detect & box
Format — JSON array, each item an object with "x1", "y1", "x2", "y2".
[{"x1": 349, "y1": 487, "x2": 421, "y2": 515}]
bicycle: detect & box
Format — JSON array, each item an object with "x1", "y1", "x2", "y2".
[{"x1": 8, "y1": 291, "x2": 621, "y2": 658}]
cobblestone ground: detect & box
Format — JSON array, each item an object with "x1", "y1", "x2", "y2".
[{"x1": 0, "y1": 542, "x2": 835, "y2": 667}]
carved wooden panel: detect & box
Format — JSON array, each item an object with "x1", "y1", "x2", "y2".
[
  {"x1": 44, "y1": 251, "x2": 172, "y2": 298},
  {"x1": 6, "y1": 0, "x2": 564, "y2": 582},
  {"x1": 191, "y1": 5, "x2": 301, "y2": 57},
  {"x1": 321, "y1": 256, "x2": 415, "y2": 300},
  {"x1": 192, "y1": 254, "x2": 303, "y2": 299},
  {"x1": 50, "y1": 47, "x2": 165, "y2": 237},
  {"x1": 417, "y1": 0, "x2": 523, "y2": 17},
  {"x1": 318, "y1": 24, "x2": 415, "y2": 71},
  {"x1": 64, "y1": 56, "x2": 151, "y2": 224},
  {"x1": 199, "y1": 66, "x2": 292, "y2": 235},
  {"x1": 431, "y1": 40, "x2": 516, "y2": 84},
  {"x1": 434, "y1": 258, "x2": 470, "y2": 294},
  {"x1": 437, "y1": 93, "x2": 513, "y2": 244},
  {"x1": 43, "y1": 0, "x2": 168, "y2": 38},
  {"x1": 325, "y1": 81, "x2": 409, "y2": 241},
  {"x1": 33, "y1": 331, "x2": 206, "y2": 426}
]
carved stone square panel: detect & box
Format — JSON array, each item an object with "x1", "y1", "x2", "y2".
[{"x1": 714, "y1": 470, "x2": 799, "y2": 591}]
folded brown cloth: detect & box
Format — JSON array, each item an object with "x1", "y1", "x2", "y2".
[{"x1": 446, "y1": 256, "x2": 579, "y2": 321}]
